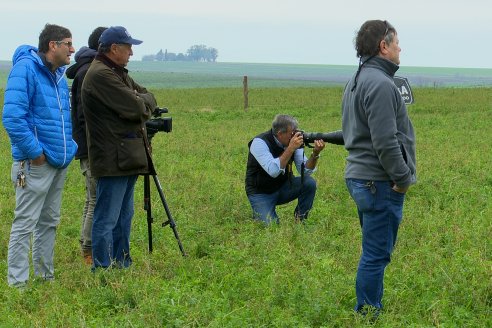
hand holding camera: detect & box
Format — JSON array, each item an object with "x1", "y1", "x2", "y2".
[
  {"x1": 289, "y1": 131, "x2": 305, "y2": 150},
  {"x1": 145, "y1": 107, "x2": 172, "y2": 140}
]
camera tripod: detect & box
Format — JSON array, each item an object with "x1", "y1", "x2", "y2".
[{"x1": 143, "y1": 172, "x2": 186, "y2": 256}]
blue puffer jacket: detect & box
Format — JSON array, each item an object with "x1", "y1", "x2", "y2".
[{"x1": 2, "y1": 45, "x2": 77, "y2": 168}]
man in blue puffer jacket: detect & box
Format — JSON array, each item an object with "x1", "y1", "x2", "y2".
[{"x1": 2, "y1": 23, "x2": 77, "y2": 288}]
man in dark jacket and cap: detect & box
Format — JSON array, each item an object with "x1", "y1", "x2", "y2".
[
  {"x1": 66, "y1": 26, "x2": 107, "y2": 266},
  {"x1": 82, "y1": 26, "x2": 157, "y2": 270}
]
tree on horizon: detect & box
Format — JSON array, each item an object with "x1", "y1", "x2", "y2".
[{"x1": 142, "y1": 45, "x2": 218, "y2": 62}]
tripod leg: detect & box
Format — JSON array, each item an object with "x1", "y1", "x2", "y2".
[
  {"x1": 143, "y1": 175, "x2": 153, "y2": 253},
  {"x1": 152, "y1": 174, "x2": 187, "y2": 256}
]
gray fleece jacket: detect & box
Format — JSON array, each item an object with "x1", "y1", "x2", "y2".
[{"x1": 342, "y1": 56, "x2": 416, "y2": 188}]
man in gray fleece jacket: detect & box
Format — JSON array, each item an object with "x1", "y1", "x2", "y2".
[{"x1": 342, "y1": 20, "x2": 416, "y2": 315}]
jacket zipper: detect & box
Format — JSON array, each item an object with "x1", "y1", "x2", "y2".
[{"x1": 50, "y1": 73, "x2": 67, "y2": 167}]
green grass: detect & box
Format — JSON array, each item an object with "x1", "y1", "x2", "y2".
[
  {"x1": 2, "y1": 60, "x2": 492, "y2": 89},
  {"x1": 0, "y1": 87, "x2": 491, "y2": 327}
]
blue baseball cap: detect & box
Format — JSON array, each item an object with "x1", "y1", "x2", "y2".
[{"x1": 99, "y1": 26, "x2": 142, "y2": 46}]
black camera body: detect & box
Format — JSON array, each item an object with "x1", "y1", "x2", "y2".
[
  {"x1": 301, "y1": 130, "x2": 344, "y2": 147},
  {"x1": 146, "y1": 107, "x2": 172, "y2": 140}
]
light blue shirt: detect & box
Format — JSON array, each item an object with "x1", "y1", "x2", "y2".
[{"x1": 250, "y1": 136, "x2": 315, "y2": 178}]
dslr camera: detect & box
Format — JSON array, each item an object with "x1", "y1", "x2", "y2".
[{"x1": 146, "y1": 107, "x2": 172, "y2": 140}]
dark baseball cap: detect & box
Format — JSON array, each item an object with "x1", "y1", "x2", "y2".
[{"x1": 99, "y1": 26, "x2": 142, "y2": 46}]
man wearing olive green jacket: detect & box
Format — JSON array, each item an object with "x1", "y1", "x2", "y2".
[{"x1": 82, "y1": 26, "x2": 156, "y2": 269}]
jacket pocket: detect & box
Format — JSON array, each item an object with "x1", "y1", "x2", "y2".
[
  {"x1": 346, "y1": 179, "x2": 375, "y2": 212},
  {"x1": 400, "y1": 143, "x2": 408, "y2": 164},
  {"x1": 117, "y1": 138, "x2": 148, "y2": 171}
]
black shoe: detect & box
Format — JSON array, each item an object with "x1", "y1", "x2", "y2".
[{"x1": 294, "y1": 209, "x2": 308, "y2": 224}]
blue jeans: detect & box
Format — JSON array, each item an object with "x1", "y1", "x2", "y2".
[
  {"x1": 92, "y1": 175, "x2": 138, "y2": 269},
  {"x1": 247, "y1": 175, "x2": 316, "y2": 224},
  {"x1": 345, "y1": 179, "x2": 405, "y2": 311}
]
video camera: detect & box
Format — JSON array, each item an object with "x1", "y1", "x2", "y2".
[
  {"x1": 146, "y1": 107, "x2": 172, "y2": 140},
  {"x1": 300, "y1": 130, "x2": 344, "y2": 147}
]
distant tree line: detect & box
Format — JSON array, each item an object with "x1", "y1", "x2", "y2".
[{"x1": 142, "y1": 44, "x2": 218, "y2": 62}]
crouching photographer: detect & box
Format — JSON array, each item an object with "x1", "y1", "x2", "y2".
[
  {"x1": 245, "y1": 114, "x2": 326, "y2": 225},
  {"x1": 82, "y1": 26, "x2": 156, "y2": 270}
]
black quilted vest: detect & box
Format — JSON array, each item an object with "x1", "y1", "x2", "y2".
[{"x1": 245, "y1": 130, "x2": 293, "y2": 195}]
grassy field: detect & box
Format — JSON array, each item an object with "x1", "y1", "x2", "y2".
[
  {"x1": 0, "y1": 87, "x2": 491, "y2": 327},
  {"x1": 2, "y1": 60, "x2": 492, "y2": 89}
]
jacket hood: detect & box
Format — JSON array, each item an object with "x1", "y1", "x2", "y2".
[
  {"x1": 12, "y1": 45, "x2": 39, "y2": 65},
  {"x1": 66, "y1": 46, "x2": 97, "y2": 79},
  {"x1": 12, "y1": 44, "x2": 68, "y2": 82},
  {"x1": 74, "y1": 46, "x2": 97, "y2": 62}
]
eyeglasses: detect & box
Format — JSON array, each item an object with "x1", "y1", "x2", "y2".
[{"x1": 55, "y1": 40, "x2": 73, "y2": 48}]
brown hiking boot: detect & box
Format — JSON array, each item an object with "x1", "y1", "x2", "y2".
[
  {"x1": 84, "y1": 254, "x2": 93, "y2": 265},
  {"x1": 82, "y1": 249, "x2": 93, "y2": 265}
]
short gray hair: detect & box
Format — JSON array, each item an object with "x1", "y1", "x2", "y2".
[
  {"x1": 272, "y1": 114, "x2": 298, "y2": 134},
  {"x1": 98, "y1": 44, "x2": 112, "y2": 54}
]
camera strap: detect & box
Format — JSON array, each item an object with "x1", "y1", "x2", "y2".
[{"x1": 301, "y1": 149, "x2": 305, "y2": 186}]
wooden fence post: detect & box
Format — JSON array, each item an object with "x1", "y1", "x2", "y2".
[{"x1": 243, "y1": 76, "x2": 249, "y2": 111}]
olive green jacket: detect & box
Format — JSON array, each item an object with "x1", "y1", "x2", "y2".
[{"x1": 81, "y1": 54, "x2": 156, "y2": 177}]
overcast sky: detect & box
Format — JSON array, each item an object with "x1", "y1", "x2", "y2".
[{"x1": 1, "y1": 0, "x2": 490, "y2": 68}]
